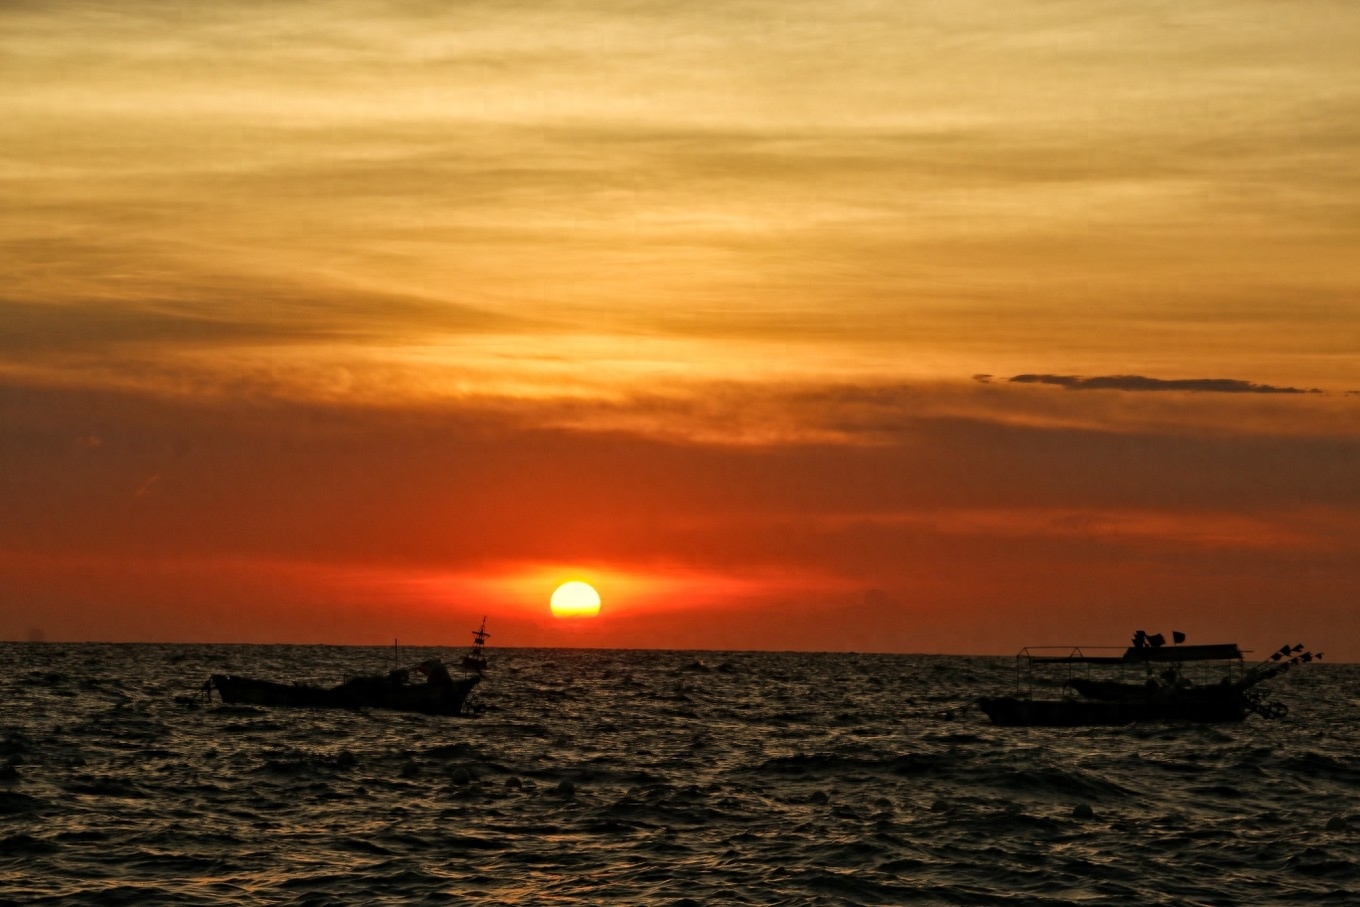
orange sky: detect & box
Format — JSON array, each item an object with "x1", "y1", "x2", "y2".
[{"x1": 3, "y1": 1, "x2": 1358, "y2": 658}]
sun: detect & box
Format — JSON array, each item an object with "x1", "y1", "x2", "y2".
[{"x1": 550, "y1": 581, "x2": 601, "y2": 619}]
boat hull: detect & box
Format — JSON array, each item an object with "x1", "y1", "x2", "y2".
[
  {"x1": 978, "y1": 692, "x2": 1247, "y2": 727},
  {"x1": 211, "y1": 672, "x2": 480, "y2": 716}
]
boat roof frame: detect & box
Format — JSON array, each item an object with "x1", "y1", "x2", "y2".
[{"x1": 1019, "y1": 643, "x2": 1245, "y2": 666}]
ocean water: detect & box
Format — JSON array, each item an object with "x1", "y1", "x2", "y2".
[{"x1": 1, "y1": 643, "x2": 1356, "y2": 906}]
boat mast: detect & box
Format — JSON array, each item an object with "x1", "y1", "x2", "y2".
[
  {"x1": 470, "y1": 617, "x2": 489, "y2": 657},
  {"x1": 460, "y1": 616, "x2": 491, "y2": 675}
]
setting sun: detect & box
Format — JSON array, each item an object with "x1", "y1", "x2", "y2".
[{"x1": 550, "y1": 581, "x2": 602, "y2": 619}]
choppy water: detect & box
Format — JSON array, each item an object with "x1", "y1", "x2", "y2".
[{"x1": 1, "y1": 643, "x2": 1356, "y2": 905}]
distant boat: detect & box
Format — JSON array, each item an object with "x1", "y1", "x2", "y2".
[
  {"x1": 977, "y1": 631, "x2": 1318, "y2": 726},
  {"x1": 203, "y1": 621, "x2": 490, "y2": 717}
]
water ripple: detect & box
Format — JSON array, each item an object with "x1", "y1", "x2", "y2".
[{"x1": 0, "y1": 644, "x2": 1356, "y2": 905}]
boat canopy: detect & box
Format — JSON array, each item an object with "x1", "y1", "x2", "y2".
[
  {"x1": 1025, "y1": 643, "x2": 1243, "y2": 665},
  {"x1": 1122, "y1": 643, "x2": 1242, "y2": 662}
]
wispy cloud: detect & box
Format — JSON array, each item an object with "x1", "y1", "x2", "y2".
[{"x1": 5, "y1": 0, "x2": 1358, "y2": 397}]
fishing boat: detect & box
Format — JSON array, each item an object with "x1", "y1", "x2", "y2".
[
  {"x1": 978, "y1": 631, "x2": 1319, "y2": 727},
  {"x1": 201, "y1": 621, "x2": 490, "y2": 716}
]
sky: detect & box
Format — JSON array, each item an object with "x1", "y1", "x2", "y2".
[{"x1": 2, "y1": 0, "x2": 1358, "y2": 658}]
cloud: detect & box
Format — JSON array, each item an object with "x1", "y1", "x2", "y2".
[
  {"x1": 3, "y1": 377, "x2": 1357, "y2": 568},
  {"x1": 1009, "y1": 374, "x2": 1322, "y2": 394}
]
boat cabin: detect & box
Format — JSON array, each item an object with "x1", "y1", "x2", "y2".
[{"x1": 1009, "y1": 640, "x2": 1247, "y2": 701}]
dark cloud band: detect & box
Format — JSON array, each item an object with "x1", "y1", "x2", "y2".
[{"x1": 1009, "y1": 374, "x2": 1321, "y2": 394}]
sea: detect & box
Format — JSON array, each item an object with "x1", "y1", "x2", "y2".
[{"x1": 1, "y1": 643, "x2": 1356, "y2": 906}]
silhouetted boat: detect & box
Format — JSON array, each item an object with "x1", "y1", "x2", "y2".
[
  {"x1": 210, "y1": 661, "x2": 479, "y2": 716},
  {"x1": 202, "y1": 622, "x2": 489, "y2": 716},
  {"x1": 978, "y1": 631, "x2": 1318, "y2": 727}
]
